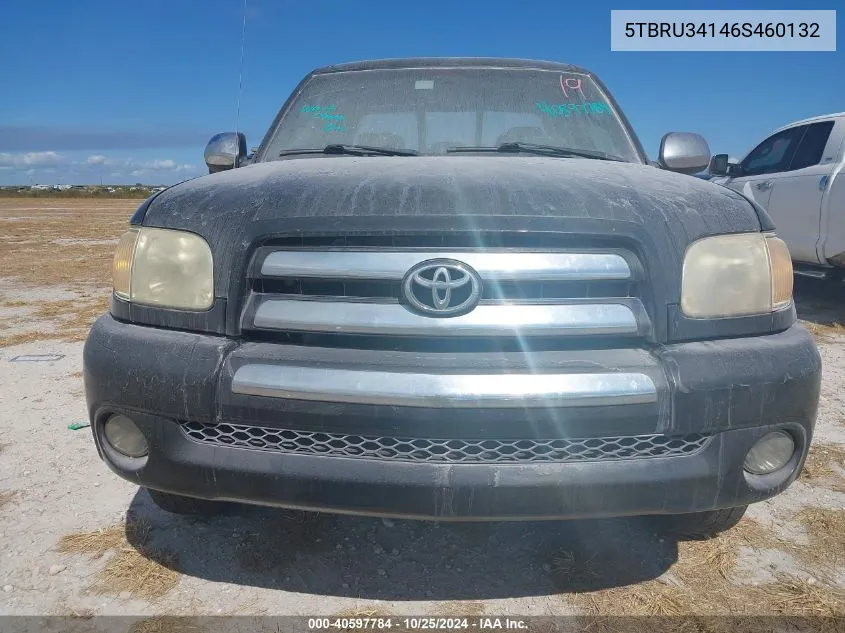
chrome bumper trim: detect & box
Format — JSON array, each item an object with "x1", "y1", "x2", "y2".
[{"x1": 231, "y1": 365, "x2": 657, "y2": 408}]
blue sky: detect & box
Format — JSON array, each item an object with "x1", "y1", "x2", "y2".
[{"x1": 0, "y1": 0, "x2": 841, "y2": 185}]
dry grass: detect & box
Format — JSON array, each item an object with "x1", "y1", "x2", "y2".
[
  {"x1": 92, "y1": 546, "x2": 180, "y2": 600},
  {"x1": 0, "y1": 295, "x2": 109, "y2": 347},
  {"x1": 0, "y1": 331, "x2": 69, "y2": 348},
  {"x1": 800, "y1": 444, "x2": 845, "y2": 494},
  {"x1": 792, "y1": 507, "x2": 845, "y2": 570},
  {"x1": 0, "y1": 198, "x2": 134, "y2": 287},
  {"x1": 563, "y1": 516, "x2": 845, "y2": 622},
  {"x1": 57, "y1": 517, "x2": 180, "y2": 600},
  {"x1": 35, "y1": 298, "x2": 87, "y2": 319},
  {"x1": 331, "y1": 606, "x2": 394, "y2": 618},
  {"x1": 433, "y1": 600, "x2": 486, "y2": 616},
  {"x1": 752, "y1": 573, "x2": 845, "y2": 617},
  {"x1": 0, "y1": 296, "x2": 108, "y2": 348},
  {"x1": 0, "y1": 198, "x2": 128, "y2": 347},
  {"x1": 803, "y1": 320, "x2": 845, "y2": 343},
  {"x1": 674, "y1": 517, "x2": 784, "y2": 581},
  {"x1": 129, "y1": 617, "x2": 207, "y2": 633},
  {"x1": 57, "y1": 519, "x2": 149, "y2": 558},
  {"x1": 580, "y1": 580, "x2": 697, "y2": 617},
  {"x1": 0, "y1": 490, "x2": 18, "y2": 509}
]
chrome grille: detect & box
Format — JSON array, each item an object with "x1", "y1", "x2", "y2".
[
  {"x1": 242, "y1": 246, "x2": 651, "y2": 341},
  {"x1": 180, "y1": 421, "x2": 710, "y2": 463}
]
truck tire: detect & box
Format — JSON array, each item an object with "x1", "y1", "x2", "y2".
[
  {"x1": 146, "y1": 488, "x2": 232, "y2": 516},
  {"x1": 655, "y1": 505, "x2": 748, "y2": 539}
]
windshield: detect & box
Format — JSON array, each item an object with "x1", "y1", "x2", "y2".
[{"x1": 260, "y1": 67, "x2": 644, "y2": 162}]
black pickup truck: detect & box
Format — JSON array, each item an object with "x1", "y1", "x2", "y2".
[{"x1": 84, "y1": 58, "x2": 821, "y2": 538}]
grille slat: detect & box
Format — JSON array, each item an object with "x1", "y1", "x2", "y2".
[
  {"x1": 180, "y1": 421, "x2": 710, "y2": 464},
  {"x1": 259, "y1": 251, "x2": 632, "y2": 282}
]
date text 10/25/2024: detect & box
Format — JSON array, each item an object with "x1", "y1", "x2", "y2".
[{"x1": 308, "y1": 618, "x2": 528, "y2": 630}]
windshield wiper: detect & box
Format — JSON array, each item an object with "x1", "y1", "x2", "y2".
[
  {"x1": 279, "y1": 144, "x2": 418, "y2": 157},
  {"x1": 446, "y1": 142, "x2": 626, "y2": 162}
]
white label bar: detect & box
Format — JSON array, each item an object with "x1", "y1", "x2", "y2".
[{"x1": 610, "y1": 10, "x2": 836, "y2": 51}]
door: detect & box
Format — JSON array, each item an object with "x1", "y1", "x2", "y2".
[
  {"x1": 764, "y1": 121, "x2": 836, "y2": 264},
  {"x1": 725, "y1": 126, "x2": 806, "y2": 210}
]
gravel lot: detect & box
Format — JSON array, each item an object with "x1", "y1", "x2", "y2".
[{"x1": 0, "y1": 199, "x2": 843, "y2": 628}]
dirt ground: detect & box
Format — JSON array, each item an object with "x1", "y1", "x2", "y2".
[{"x1": 0, "y1": 199, "x2": 843, "y2": 628}]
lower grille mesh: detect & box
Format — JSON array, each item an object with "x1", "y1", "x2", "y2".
[{"x1": 180, "y1": 421, "x2": 711, "y2": 463}]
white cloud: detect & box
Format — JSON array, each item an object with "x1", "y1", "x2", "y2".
[
  {"x1": 0, "y1": 151, "x2": 64, "y2": 168},
  {"x1": 0, "y1": 152, "x2": 203, "y2": 185},
  {"x1": 140, "y1": 159, "x2": 176, "y2": 170},
  {"x1": 129, "y1": 160, "x2": 202, "y2": 179},
  {"x1": 0, "y1": 152, "x2": 198, "y2": 175},
  {"x1": 23, "y1": 151, "x2": 63, "y2": 166}
]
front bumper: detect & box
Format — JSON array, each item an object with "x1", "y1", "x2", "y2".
[{"x1": 83, "y1": 314, "x2": 821, "y2": 520}]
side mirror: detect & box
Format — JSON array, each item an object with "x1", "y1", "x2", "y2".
[
  {"x1": 709, "y1": 154, "x2": 729, "y2": 176},
  {"x1": 658, "y1": 132, "x2": 711, "y2": 175},
  {"x1": 710, "y1": 154, "x2": 742, "y2": 178},
  {"x1": 204, "y1": 132, "x2": 247, "y2": 174}
]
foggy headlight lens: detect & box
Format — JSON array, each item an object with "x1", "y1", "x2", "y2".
[
  {"x1": 112, "y1": 227, "x2": 214, "y2": 310},
  {"x1": 743, "y1": 431, "x2": 795, "y2": 475},
  {"x1": 681, "y1": 233, "x2": 793, "y2": 318},
  {"x1": 103, "y1": 414, "x2": 149, "y2": 458}
]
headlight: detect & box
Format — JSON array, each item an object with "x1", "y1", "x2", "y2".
[
  {"x1": 681, "y1": 233, "x2": 792, "y2": 318},
  {"x1": 112, "y1": 227, "x2": 214, "y2": 311}
]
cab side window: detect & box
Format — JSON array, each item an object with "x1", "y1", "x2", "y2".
[
  {"x1": 789, "y1": 121, "x2": 835, "y2": 171},
  {"x1": 741, "y1": 126, "x2": 805, "y2": 176}
]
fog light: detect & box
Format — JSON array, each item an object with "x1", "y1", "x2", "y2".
[
  {"x1": 744, "y1": 431, "x2": 795, "y2": 475},
  {"x1": 103, "y1": 414, "x2": 148, "y2": 458}
]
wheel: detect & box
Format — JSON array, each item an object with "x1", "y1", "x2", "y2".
[
  {"x1": 146, "y1": 488, "x2": 232, "y2": 516},
  {"x1": 654, "y1": 505, "x2": 748, "y2": 539}
]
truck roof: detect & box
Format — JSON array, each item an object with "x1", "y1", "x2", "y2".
[
  {"x1": 773, "y1": 112, "x2": 845, "y2": 132},
  {"x1": 312, "y1": 57, "x2": 588, "y2": 75}
]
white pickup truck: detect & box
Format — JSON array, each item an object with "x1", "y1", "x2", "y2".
[{"x1": 710, "y1": 113, "x2": 845, "y2": 281}]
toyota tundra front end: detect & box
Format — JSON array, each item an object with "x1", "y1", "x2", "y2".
[{"x1": 83, "y1": 58, "x2": 821, "y2": 537}]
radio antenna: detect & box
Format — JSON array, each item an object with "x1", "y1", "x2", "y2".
[{"x1": 235, "y1": 0, "x2": 248, "y2": 134}]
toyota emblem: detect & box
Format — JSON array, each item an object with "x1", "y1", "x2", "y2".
[{"x1": 401, "y1": 259, "x2": 483, "y2": 317}]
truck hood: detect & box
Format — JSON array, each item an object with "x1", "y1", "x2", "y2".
[{"x1": 139, "y1": 156, "x2": 762, "y2": 297}]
